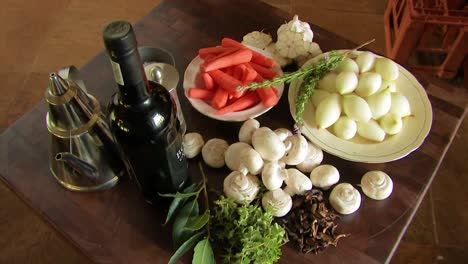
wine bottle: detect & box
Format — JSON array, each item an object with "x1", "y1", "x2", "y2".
[{"x1": 103, "y1": 21, "x2": 188, "y2": 202}]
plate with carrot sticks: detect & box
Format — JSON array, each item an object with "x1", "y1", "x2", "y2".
[{"x1": 183, "y1": 38, "x2": 284, "y2": 122}]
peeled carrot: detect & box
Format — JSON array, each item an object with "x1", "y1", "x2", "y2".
[
  {"x1": 225, "y1": 66, "x2": 235, "y2": 77},
  {"x1": 249, "y1": 62, "x2": 277, "y2": 80},
  {"x1": 202, "y1": 73, "x2": 215, "y2": 90},
  {"x1": 202, "y1": 49, "x2": 252, "y2": 72},
  {"x1": 233, "y1": 64, "x2": 244, "y2": 80},
  {"x1": 208, "y1": 70, "x2": 243, "y2": 95},
  {"x1": 221, "y1": 38, "x2": 276, "y2": 68},
  {"x1": 242, "y1": 63, "x2": 258, "y2": 84},
  {"x1": 199, "y1": 46, "x2": 236, "y2": 58},
  {"x1": 254, "y1": 75, "x2": 279, "y2": 107},
  {"x1": 215, "y1": 92, "x2": 259, "y2": 115},
  {"x1": 188, "y1": 88, "x2": 215, "y2": 100},
  {"x1": 211, "y1": 88, "x2": 229, "y2": 109}
]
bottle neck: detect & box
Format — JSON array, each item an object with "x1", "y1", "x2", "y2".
[{"x1": 109, "y1": 48, "x2": 150, "y2": 105}]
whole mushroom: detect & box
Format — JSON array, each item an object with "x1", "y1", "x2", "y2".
[
  {"x1": 239, "y1": 148, "x2": 264, "y2": 175},
  {"x1": 361, "y1": 171, "x2": 393, "y2": 200},
  {"x1": 329, "y1": 183, "x2": 361, "y2": 215},
  {"x1": 262, "y1": 189, "x2": 293, "y2": 217},
  {"x1": 281, "y1": 134, "x2": 309, "y2": 165},
  {"x1": 261, "y1": 162, "x2": 287, "y2": 191},
  {"x1": 296, "y1": 142, "x2": 323, "y2": 173},
  {"x1": 284, "y1": 168, "x2": 313, "y2": 196},
  {"x1": 251, "y1": 127, "x2": 285, "y2": 161},
  {"x1": 239, "y1": 119, "x2": 260, "y2": 144},
  {"x1": 274, "y1": 128, "x2": 293, "y2": 141},
  {"x1": 310, "y1": 165, "x2": 340, "y2": 190},
  {"x1": 223, "y1": 171, "x2": 260, "y2": 204},
  {"x1": 201, "y1": 138, "x2": 229, "y2": 168},
  {"x1": 182, "y1": 133, "x2": 204, "y2": 159},
  {"x1": 224, "y1": 142, "x2": 252, "y2": 171}
]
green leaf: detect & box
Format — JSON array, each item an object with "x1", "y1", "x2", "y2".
[
  {"x1": 167, "y1": 231, "x2": 204, "y2": 264},
  {"x1": 184, "y1": 210, "x2": 210, "y2": 231},
  {"x1": 192, "y1": 239, "x2": 215, "y2": 264},
  {"x1": 165, "y1": 184, "x2": 199, "y2": 225},
  {"x1": 173, "y1": 199, "x2": 199, "y2": 248},
  {"x1": 158, "y1": 190, "x2": 199, "y2": 199}
]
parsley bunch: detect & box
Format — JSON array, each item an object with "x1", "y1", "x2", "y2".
[{"x1": 212, "y1": 196, "x2": 287, "y2": 264}]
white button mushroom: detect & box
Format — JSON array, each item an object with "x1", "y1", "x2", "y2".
[
  {"x1": 201, "y1": 138, "x2": 229, "y2": 168},
  {"x1": 182, "y1": 133, "x2": 204, "y2": 159},
  {"x1": 281, "y1": 134, "x2": 309, "y2": 165},
  {"x1": 224, "y1": 142, "x2": 252, "y2": 172},
  {"x1": 251, "y1": 127, "x2": 286, "y2": 161},
  {"x1": 261, "y1": 162, "x2": 287, "y2": 191},
  {"x1": 329, "y1": 183, "x2": 361, "y2": 215},
  {"x1": 238, "y1": 119, "x2": 260, "y2": 144},
  {"x1": 239, "y1": 148, "x2": 264, "y2": 175},
  {"x1": 262, "y1": 189, "x2": 293, "y2": 217},
  {"x1": 361, "y1": 171, "x2": 393, "y2": 200},
  {"x1": 310, "y1": 165, "x2": 340, "y2": 190},
  {"x1": 223, "y1": 171, "x2": 260, "y2": 204},
  {"x1": 284, "y1": 168, "x2": 313, "y2": 196},
  {"x1": 296, "y1": 142, "x2": 323, "y2": 173},
  {"x1": 274, "y1": 128, "x2": 293, "y2": 142}
]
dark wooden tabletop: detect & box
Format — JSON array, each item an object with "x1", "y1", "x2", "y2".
[{"x1": 1, "y1": 0, "x2": 467, "y2": 263}]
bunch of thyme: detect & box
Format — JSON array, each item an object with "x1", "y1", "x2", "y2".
[
  {"x1": 237, "y1": 40, "x2": 375, "y2": 131},
  {"x1": 237, "y1": 51, "x2": 344, "y2": 128}
]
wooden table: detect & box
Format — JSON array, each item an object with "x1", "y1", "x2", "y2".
[{"x1": 1, "y1": 0, "x2": 466, "y2": 263}]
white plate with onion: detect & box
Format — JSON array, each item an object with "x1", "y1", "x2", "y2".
[
  {"x1": 288, "y1": 50, "x2": 433, "y2": 163},
  {"x1": 183, "y1": 46, "x2": 284, "y2": 122}
]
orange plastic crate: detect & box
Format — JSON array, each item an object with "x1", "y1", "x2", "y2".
[{"x1": 384, "y1": 0, "x2": 468, "y2": 78}]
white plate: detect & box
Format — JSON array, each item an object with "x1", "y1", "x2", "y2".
[
  {"x1": 288, "y1": 51, "x2": 433, "y2": 163},
  {"x1": 183, "y1": 46, "x2": 284, "y2": 122}
]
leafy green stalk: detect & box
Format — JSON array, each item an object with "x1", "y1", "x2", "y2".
[{"x1": 161, "y1": 163, "x2": 215, "y2": 264}]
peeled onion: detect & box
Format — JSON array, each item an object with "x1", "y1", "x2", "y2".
[
  {"x1": 374, "y1": 58, "x2": 399, "y2": 81},
  {"x1": 333, "y1": 116, "x2": 357, "y2": 140},
  {"x1": 389, "y1": 92, "x2": 411, "y2": 117},
  {"x1": 380, "y1": 113, "x2": 403, "y2": 135},
  {"x1": 311, "y1": 90, "x2": 331, "y2": 107},
  {"x1": 379, "y1": 80, "x2": 397, "y2": 93},
  {"x1": 355, "y1": 51, "x2": 376, "y2": 73},
  {"x1": 357, "y1": 120, "x2": 386, "y2": 142},
  {"x1": 336, "y1": 71, "x2": 358, "y2": 95},
  {"x1": 343, "y1": 94, "x2": 372, "y2": 122},
  {"x1": 366, "y1": 89, "x2": 391, "y2": 119},
  {"x1": 355, "y1": 72, "x2": 382, "y2": 97},
  {"x1": 335, "y1": 57, "x2": 359, "y2": 73},
  {"x1": 317, "y1": 72, "x2": 338, "y2": 93},
  {"x1": 315, "y1": 94, "x2": 341, "y2": 129}
]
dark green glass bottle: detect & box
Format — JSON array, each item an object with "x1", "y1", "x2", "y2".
[{"x1": 103, "y1": 21, "x2": 188, "y2": 202}]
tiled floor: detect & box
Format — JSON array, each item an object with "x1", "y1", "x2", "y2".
[{"x1": 0, "y1": 0, "x2": 467, "y2": 263}]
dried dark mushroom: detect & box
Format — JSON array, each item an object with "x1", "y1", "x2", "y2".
[{"x1": 278, "y1": 189, "x2": 349, "y2": 254}]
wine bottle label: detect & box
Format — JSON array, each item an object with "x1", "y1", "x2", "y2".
[{"x1": 110, "y1": 60, "x2": 124, "y2": 85}]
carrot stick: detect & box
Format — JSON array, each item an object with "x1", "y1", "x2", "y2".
[
  {"x1": 233, "y1": 64, "x2": 245, "y2": 80},
  {"x1": 202, "y1": 73, "x2": 215, "y2": 90},
  {"x1": 199, "y1": 46, "x2": 236, "y2": 58},
  {"x1": 215, "y1": 92, "x2": 260, "y2": 115},
  {"x1": 188, "y1": 88, "x2": 215, "y2": 100},
  {"x1": 202, "y1": 49, "x2": 252, "y2": 72},
  {"x1": 254, "y1": 75, "x2": 279, "y2": 107},
  {"x1": 225, "y1": 66, "x2": 235, "y2": 77},
  {"x1": 208, "y1": 70, "x2": 243, "y2": 94},
  {"x1": 242, "y1": 63, "x2": 258, "y2": 84},
  {"x1": 249, "y1": 62, "x2": 277, "y2": 80},
  {"x1": 221, "y1": 38, "x2": 276, "y2": 68},
  {"x1": 211, "y1": 88, "x2": 229, "y2": 109}
]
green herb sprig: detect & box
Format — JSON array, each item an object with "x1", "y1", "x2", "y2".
[
  {"x1": 237, "y1": 39, "x2": 375, "y2": 130},
  {"x1": 211, "y1": 196, "x2": 287, "y2": 264},
  {"x1": 160, "y1": 163, "x2": 215, "y2": 264}
]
